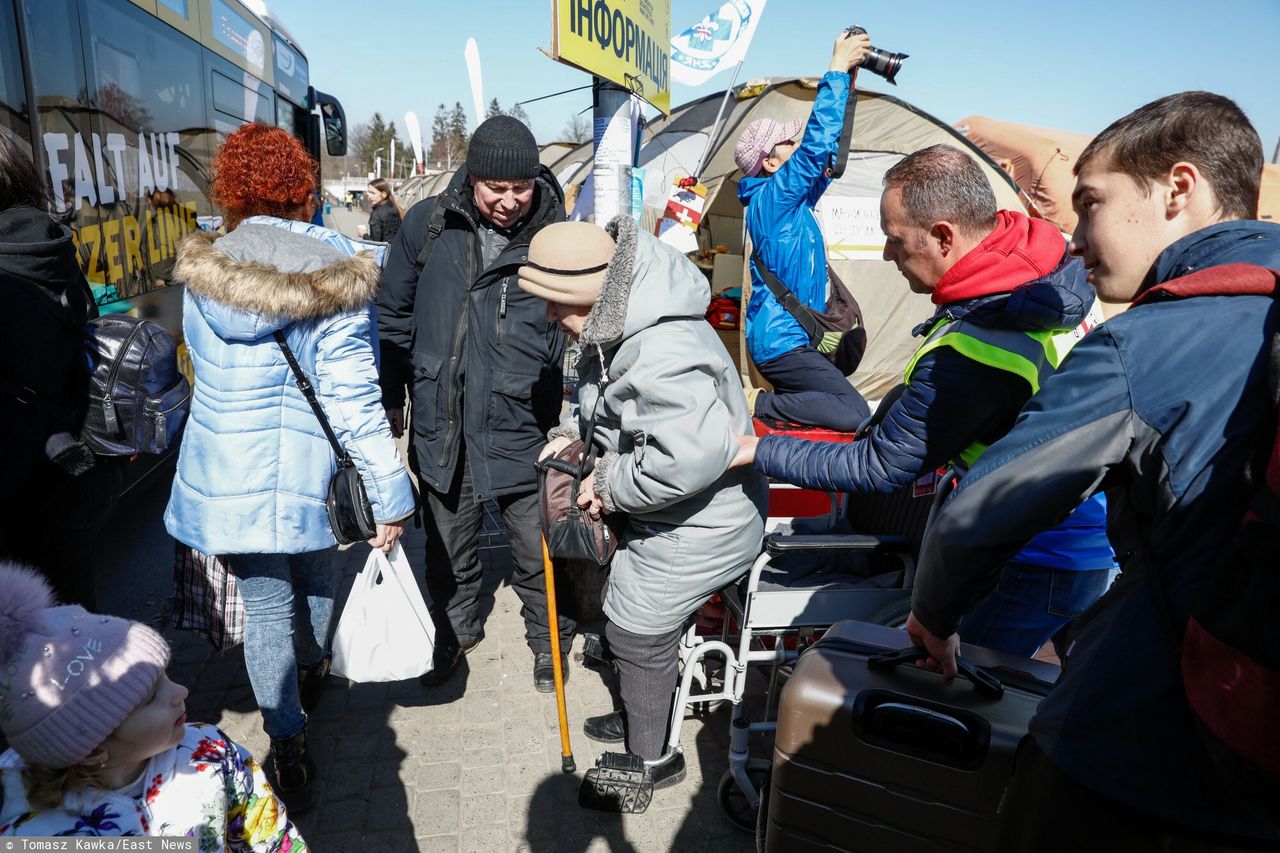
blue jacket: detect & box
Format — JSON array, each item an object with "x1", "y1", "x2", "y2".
[
  {"x1": 739, "y1": 71, "x2": 848, "y2": 366},
  {"x1": 912, "y1": 219, "x2": 1280, "y2": 841},
  {"x1": 164, "y1": 221, "x2": 415, "y2": 555},
  {"x1": 756, "y1": 244, "x2": 1115, "y2": 571}
]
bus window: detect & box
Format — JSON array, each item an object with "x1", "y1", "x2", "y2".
[
  {"x1": 211, "y1": 69, "x2": 272, "y2": 126},
  {"x1": 78, "y1": 0, "x2": 209, "y2": 303},
  {"x1": 158, "y1": 0, "x2": 189, "y2": 18},
  {"x1": 0, "y1": 1, "x2": 31, "y2": 150},
  {"x1": 21, "y1": 0, "x2": 94, "y2": 217}
]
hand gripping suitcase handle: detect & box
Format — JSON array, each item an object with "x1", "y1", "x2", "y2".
[{"x1": 868, "y1": 646, "x2": 1005, "y2": 699}]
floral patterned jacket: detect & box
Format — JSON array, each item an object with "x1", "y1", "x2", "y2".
[{"x1": 0, "y1": 723, "x2": 305, "y2": 852}]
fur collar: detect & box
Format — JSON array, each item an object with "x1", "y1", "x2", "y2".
[
  {"x1": 175, "y1": 232, "x2": 379, "y2": 319},
  {"x1": 579, "y1": 215, "x2": 638, "y2": 348}
]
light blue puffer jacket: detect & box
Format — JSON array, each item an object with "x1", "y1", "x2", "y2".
[{"x1": 164, "y1": 221, "x2": 415, "y2": 555}]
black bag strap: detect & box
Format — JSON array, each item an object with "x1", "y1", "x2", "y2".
[
  {"x1": 827, "y1": 67, "x2": 859, "y2": 180},
  {"x1": 272, "y1": 331, "x2": 353, "y2": 468},
  {"x1": 411, "y1": 202, "x2": 448, "y2": 278},
  {"x1": 752, "y1": 250, "x2": 825, "y2": 347}
]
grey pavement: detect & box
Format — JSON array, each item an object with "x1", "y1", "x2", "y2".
[{"x1": 95, "y1": 469, "x2": 757, "y2": 852}]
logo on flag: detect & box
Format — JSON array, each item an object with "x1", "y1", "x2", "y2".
[{"x1": 670, "y1": 0, "x2": 766, "y2": 87}]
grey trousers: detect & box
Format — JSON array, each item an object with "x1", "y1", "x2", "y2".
[{"x1": 605, "y1": 620, "x2": 686, "y2": 761}]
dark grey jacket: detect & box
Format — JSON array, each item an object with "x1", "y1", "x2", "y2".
[
  {"x1": 377, "y1": 166, "x2": 566, "y2": 500},
  {"x1": 367, "y1": 201, "x2": 401, "y2": 244}
]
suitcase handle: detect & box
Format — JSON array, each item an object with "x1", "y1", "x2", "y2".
[{"x1": 868, "y1": 646, "x2": 1005, "y2": 699}]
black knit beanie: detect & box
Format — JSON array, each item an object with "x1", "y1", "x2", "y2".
[{"x1": 466, "y1": 116, "x2": 540, "y2": 180}]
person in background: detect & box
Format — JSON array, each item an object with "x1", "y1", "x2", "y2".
[
  {"x1": 0, "y1": 563, "x2": 306, "y2": 848},
  {"x1": 907, "y1": 92, "x2": 1280, "y2": 850},
  {"x1": 0, "y1": 131, "x2": 120, "y2": 611},
  {"x1": 526, "y1": 216, "x2": 767, "y2": 797},
  {"x1": 733, "y1": 145, "x2": 1115, "y2": 659},
  {"x1": 165, "y1": 124, "x2": 415, "y2": 812},
  {"x1": 366, "y1": 177, "x2": 403, "y2": 244},
  {"x1": 377, "y1": 115, "x2": 572, "y2": 693},
  {"x1": 733, "y1": 29, "x2": 872, "y2": 432}
]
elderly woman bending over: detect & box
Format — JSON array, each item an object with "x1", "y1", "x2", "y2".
[{"x1": 520, "y1": 216, "x2": 766, "y2": 796}]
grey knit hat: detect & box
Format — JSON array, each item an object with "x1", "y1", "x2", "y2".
[{"x1": 466, "y1": 115, "x2": 540, "y2": 180}]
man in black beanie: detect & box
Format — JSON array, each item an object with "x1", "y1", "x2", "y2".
[{"x1": 377, "y1": 115, "x2": 574, "y2": 692}]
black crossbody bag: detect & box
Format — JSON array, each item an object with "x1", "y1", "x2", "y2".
[{"x1": 273, "y1": 331, "x2": 377, "y2": 544}]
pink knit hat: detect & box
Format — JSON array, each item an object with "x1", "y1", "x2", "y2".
[
  {"x1": 0, "y1": 563, "x2": 170, "y2": 768},
  {"x1": 734, "y1": 116, "x2": 804, "y2": 178}
]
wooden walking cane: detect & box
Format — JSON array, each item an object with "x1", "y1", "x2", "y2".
[{"x1": 542, "y1": 535, "x2": 576, "y2": 774}]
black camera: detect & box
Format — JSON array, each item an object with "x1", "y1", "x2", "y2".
[{"x1": 844, "y1": 26, "x2": 908, "y2": 85}]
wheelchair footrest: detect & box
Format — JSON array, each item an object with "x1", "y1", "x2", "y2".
[{"x1": 579, "y1": 752, "x2": 654, "y2": 813}]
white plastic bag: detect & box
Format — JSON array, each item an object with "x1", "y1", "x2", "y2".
[{"x1": 331, "y1": 543, "x2": 435, "y2": 682}]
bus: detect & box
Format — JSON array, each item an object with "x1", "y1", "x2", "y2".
[{"x1": 1, "y1": 0, "x2": 347, "y2": 487}]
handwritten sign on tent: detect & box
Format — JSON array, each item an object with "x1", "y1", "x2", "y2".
[{"x1": 551, "y1": 0, "x2": 671, "y2": 114}]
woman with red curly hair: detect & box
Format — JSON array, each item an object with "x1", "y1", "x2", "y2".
[{"x1": 164, "y1": 124, "x2": 414, "y2": 812}]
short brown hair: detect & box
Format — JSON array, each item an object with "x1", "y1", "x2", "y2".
[
  {"x1": 883, "y1": 144, "x2": 997, "y2": 237},
  {"x1": 1075, "y1": 91, "x2": 1262, "y2": 221}
]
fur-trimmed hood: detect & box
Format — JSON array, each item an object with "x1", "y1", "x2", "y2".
[
  {"x1": 176, "y1": 223, "x2": 379, "y2": 340},
  {"x1": 579, "y1": 215, "x2": 711, "y2": 349}
]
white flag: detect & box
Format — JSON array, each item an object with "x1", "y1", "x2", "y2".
[{"x1": 670, "y1": 0, "x2": 768, "y2": 87}]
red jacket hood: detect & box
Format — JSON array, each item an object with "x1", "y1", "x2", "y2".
[{"x1": 932, "y1": 210, "x2": 1067, "y2": 305}]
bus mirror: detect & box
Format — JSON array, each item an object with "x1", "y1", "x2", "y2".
[{"x1": 313, "y1": 89, "x2": 347, "y2": 157}]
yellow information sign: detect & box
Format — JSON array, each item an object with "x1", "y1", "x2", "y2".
[{"x1": 552, "y1": 0, "x2": 671, "y2": 114}]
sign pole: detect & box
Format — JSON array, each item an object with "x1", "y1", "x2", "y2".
[{"x1": 591, "y1": 77, "x2": 634, "y2": 224}]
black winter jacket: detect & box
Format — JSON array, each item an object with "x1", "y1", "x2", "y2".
[
  {"x1": 367, "y1": 201, "x2": 401, "y2": 244},
  {"x1": 377, "y1": 167, "x2": 566, "y2": 500},
  {"x1": 0, "y1": 207, "x2": 95, "y2": 505}
]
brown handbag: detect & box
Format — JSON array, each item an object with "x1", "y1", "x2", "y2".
[{"x1": 537, "y1": 375, "x2": 624, "y2": 566}]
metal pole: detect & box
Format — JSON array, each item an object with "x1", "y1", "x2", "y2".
[
  {"x1": 691, "y1": 60, "x2": 744, "y2": 180},
  {"x1": 591, "y1": 77, "x2": 633, "y2": 224}
]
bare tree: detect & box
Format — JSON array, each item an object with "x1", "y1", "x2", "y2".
[{"x1": 561, "y1": 112, "x2": 591, "y2": 144}]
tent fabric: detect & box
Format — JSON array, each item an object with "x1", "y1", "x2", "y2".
[{"x1": 956, "y1": 116, "x2": 1093, "y2": 234}]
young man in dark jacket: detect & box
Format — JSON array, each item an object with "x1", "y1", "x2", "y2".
[
  {"x1": 377, "y1": 115, "x2": 572, "y2": 692},
  {"x1": 733, "y1": 145, "x2": 1115, "y2": 657},
  {"x1": 907, "y1": 93, "x2": 1280, "y2": 849}
]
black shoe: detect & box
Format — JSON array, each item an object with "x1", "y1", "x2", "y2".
[
  {"x1": 268, "y1": 726, "x2": 316, "y2": 812},
  {"x1": 419, "y1": 636, "x2": 481, "y2": 688},
  {"x1": 583, "y1": 710, "x2": 626, "y2": 744},
  {"x1": 297, "y1": 656, "x2": 330, "y2": 714},
  {"x1": 645, "y1": 749, "x2": 686, "y2": 790},
  {"x1": 533, "y1": 651, "x2": 569, "y2": 693}
]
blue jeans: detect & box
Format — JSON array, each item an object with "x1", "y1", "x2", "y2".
[
  {"x1": 753, "y1": 346, "x2": 870, "y2": 432},
  {"x1": 233, "y1": 548, "x2": 338, "y2": 739},
  {"x1": 958, "y1": 563, "x2": 1112, "y2": 658}
]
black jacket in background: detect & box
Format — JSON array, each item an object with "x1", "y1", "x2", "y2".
[
  {"x1": 0, "y1": 206, "x2": 94, "y2": 505},
  {"x1": 376, "y1": 166, "x2": 566, "y2": 501},
  {"x1": 367, "y1": 200, "x2": 401, "y2": 244}
]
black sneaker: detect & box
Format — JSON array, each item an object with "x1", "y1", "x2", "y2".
[
  {"x1": 645, "y1": 749, "x2": 686, "y2": 790},
  {"x1": 419, "y1": 636, "x2": 481, "y2": 688},
  {"x1": 267, "y1": 726, "x2": 316, "y2": 813},
  {"x1": 534, "y1": 651, "x2": 569, "y2": 693},
  {"x1": 583, "y1": 709, "x2": 626, "y2": 744},
  {"x1": 297, "y1": 656, "x2": 330, "y2": 714}
]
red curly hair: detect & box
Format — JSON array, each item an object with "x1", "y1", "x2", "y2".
[{"x1": 211, "y1": 124, "x2": 317, "y2": 229}]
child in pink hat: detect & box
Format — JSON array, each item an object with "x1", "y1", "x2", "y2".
[{"x1": 0, "y1": 563, "x2": 306, "y2": 848}]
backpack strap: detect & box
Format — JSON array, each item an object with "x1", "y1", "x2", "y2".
[
  {"x1": 751, "y1": 250, "x2": 825, "y2": 348},
  {"x1": 411, "y1": 202, "x2": 448, "y2": 279}
]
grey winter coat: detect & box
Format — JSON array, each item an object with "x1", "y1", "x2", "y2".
[{"x1": 551, "y1": 217, "x2": 767, "y2": 635}]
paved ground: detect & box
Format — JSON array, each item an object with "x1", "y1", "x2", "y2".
[{"x1": 97, "y1": 465, "x2": 759, "y2": 853}]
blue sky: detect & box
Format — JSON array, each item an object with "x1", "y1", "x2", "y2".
[{"x1": 269, "y1": 0, "x2": 1280, "y2": 162}]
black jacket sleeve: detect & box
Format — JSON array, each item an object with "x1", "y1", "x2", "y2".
[
  {"x1": 910, "y1": 329, "x2": 1133, "y2": 637},
  {"x1": 755, "y1": 346, "x2": 1029, "y2": 493},
  {"x1": 375, "y1": 198, "x2": 433, "y2": 408}
]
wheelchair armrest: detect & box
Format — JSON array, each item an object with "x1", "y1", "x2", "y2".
[{"x1": 764, "y1": 533, "x2": 911, "y2": 557}]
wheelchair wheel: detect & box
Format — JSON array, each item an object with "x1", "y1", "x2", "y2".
[
  {"x1": 869, "y1": 596, "x2": 912, "y2": 628},
  {"x1": 754, "y1": 764, "x2": 773, "y2": 852},
  {"x1": 718, "y1": 759, "x2": 772, "y2": 833}
]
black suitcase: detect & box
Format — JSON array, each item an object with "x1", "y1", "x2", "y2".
[{"x1": 765, "y1": 620, "x2": 1059, "y2": 852}]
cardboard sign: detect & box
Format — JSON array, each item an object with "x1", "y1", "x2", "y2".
[{"x1": 655, "y1": 178, "x2": 706, "y2": 253}]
